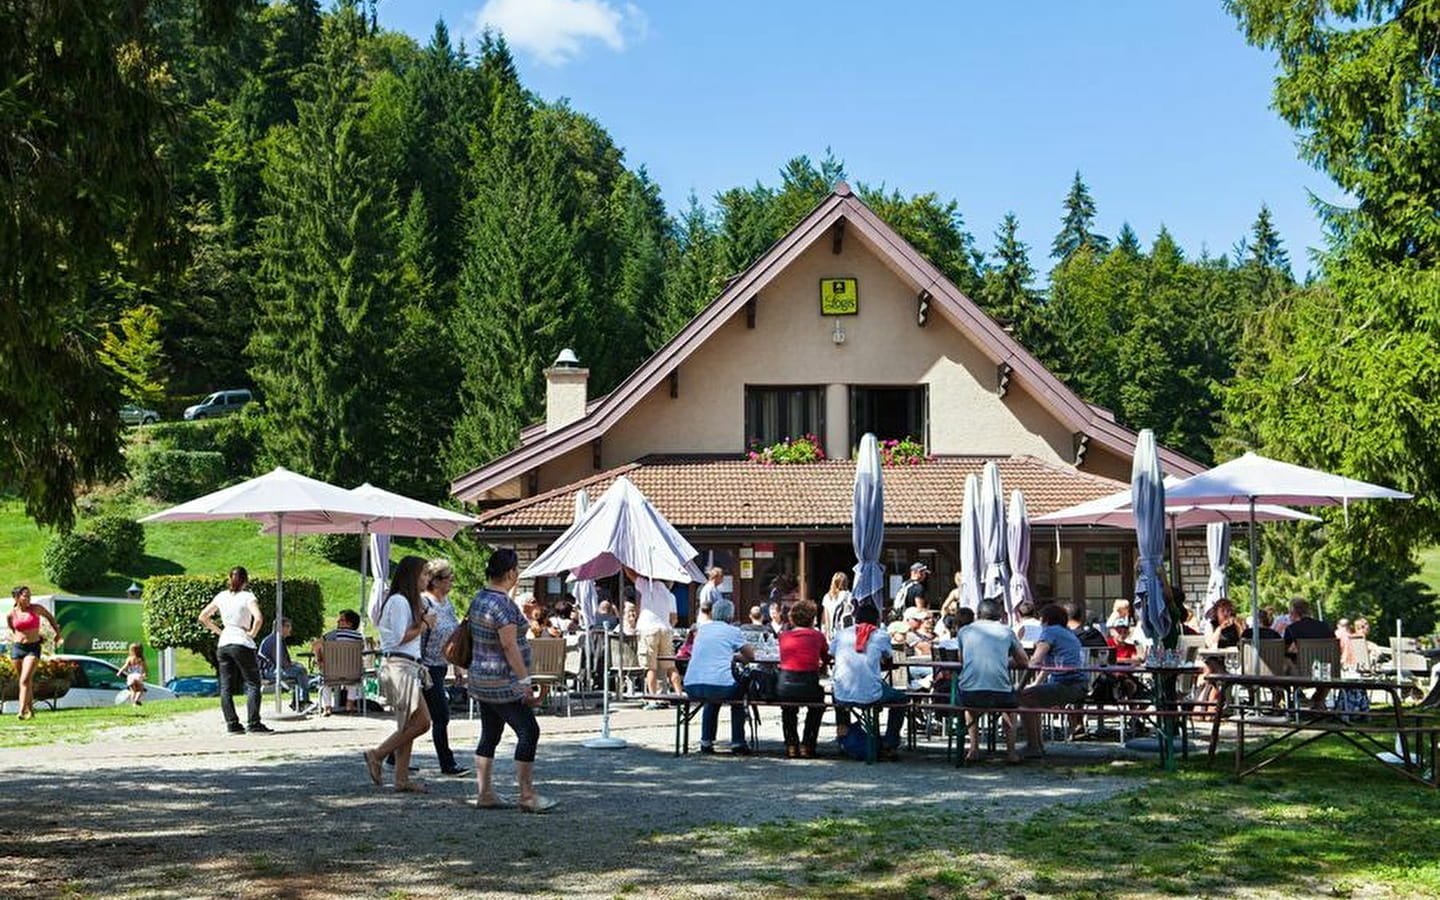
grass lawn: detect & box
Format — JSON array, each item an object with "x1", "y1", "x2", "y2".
[
  {"x1": 1416, "y1": 545, "x2": 1440, "y2": 599},
  {"x1": 0, "y1": 697, "x2": 214, "y2": 747},
  {"x1": 683, "y1": 743, "x2": 1440, "y2": 899}
]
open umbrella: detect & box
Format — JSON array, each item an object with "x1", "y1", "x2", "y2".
[
  {"x1": 1165, "y1": 451, "x2": 1411, "y2": 670},
  {"x1": 570, "y1": 489, "x2": 598, "y2": 628},
  {"x1": 851, "y1": 433, "x2": 886, "y2": 614},
  {"x1": 522, "y1": 476, "x2": 703, "y2": 583},
  {"x1": 140, "y1": 467, "x2": 377, "y2": 713},
  {"x1": 958, "y1": 473, "x2": 983, "y2": 611},
  {"x1": 1006, "y1": 490, "x2": 1034, "y2": 620},
  {"x1": 1132, "y1": 430, "x2": 1169, "y2": 646},
  {"x1": 1203, "y1": 522, "x2": 1230, "y2": 620},
  {"x1": 978, "y1": 462, "x2": 1009, "y2": 607}
]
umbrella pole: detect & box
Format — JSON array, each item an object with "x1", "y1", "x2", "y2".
[
  {"x1": 274, "y1": 512, "x2": 285, "y2": 714},
  {"x1": 583, "y1": 623, "x2": 627, "y2": 750},
  {"x1": 1249, "y1": 499, "x2": 1262, "y2": 675}
]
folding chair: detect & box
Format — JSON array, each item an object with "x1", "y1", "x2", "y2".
[
  {"x1": 529, "y1": 637, "x2": 569, "y2": 715},
  {"x1": 318, "y1": 639, "x2": 366, "y2": 715}
]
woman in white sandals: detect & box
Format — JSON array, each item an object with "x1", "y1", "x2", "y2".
[
  {"x1": 466, "y1": 549, "x2": 556, "y2": 813},
  {"x1": 364, "y1": 555, "x2": 435, "y2": 794}
]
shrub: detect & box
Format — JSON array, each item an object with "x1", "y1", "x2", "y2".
[
  {"x1": 130, "y1": 448, "x2": 228, "y2": 501},
  {"x1": 139, "y1": 419, "x2": 224, "y2": 452},
  {"x1": 879, "y1": 436, "x2": 930, "y2": 467},
  {"x1": 747, "y1": 434, "x2": 826, "y2": 465},
  {"x1": 42, "y1": 532, "x2": 109, "y2": 589},
  {"x1": 211, "y1": 409, "x2": 265, "y2": 477},
  {"x1": 304, "y1": 532, "x2": 363, "y2": 569},
  {"x1": 88, "y1": 514, "x2": 146, "y2": 570},
  {"x1": 143, "y1": 574, "x2": 324, "y2": 670}
]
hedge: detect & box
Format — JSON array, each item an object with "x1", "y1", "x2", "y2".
[
  {"x1": 139, "y1": 419, "x2": 225, "y2": 452},
  {"x1": 130, "y1": 448, "x2": 228, "y2": 501},
  {"x1": 88, "y1": 514, "x2": 146, "y2": 570},
  {"x1": 41, "y1": 532, "x2": 109, "y2": 589},
  {"x1": 304, "y1": 532, "x2": 363, "y2": 569},
  {"x1": 143, "y1": 574, "x2": 324, "y2": 670}
]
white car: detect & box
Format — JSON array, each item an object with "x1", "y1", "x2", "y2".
[{"x1": 52, "y1": 654, "x2": 177, "y2": 708}]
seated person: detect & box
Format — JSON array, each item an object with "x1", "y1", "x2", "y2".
[
  {"x1": 258, "y1": 617, "x2": 310, "y2": 709},
  {"x1": 681, "y1": 598, "x2": 755, "y2": 754},
  {"x1": 777, "y1": 600, "x2": 829, "y2": 758},
  {"x1": 830, "y1": 603, "x2": 906, "y2": 759},
  {"x1": 1102, "y1": 622, "x2": 1141, "y2": 704},
  {"x1": 1194, "y1": 598, "x2": 1241, "y2": 715},
  {"x1": 740, "y1": 606, "x2": 771, "y2": 636},
  {"x1": 1240, "y1": 607, "x2": 1282, "y2": 641},
  {"x1": 1020, "y1": 603, "x2": 1089, "y2": 754},
  {"x1": 1281, "y1": 597, "x2": 1332, "y2": 708},
  {"x1": 957, "y1": 599, "x2": 1028, "y2": 763},
  {"x1": 311, "y1": 609, "x2": 364, "y2": 713},
  {"x1": 1012, "y1": 600, "x2": 1042, "y2": 646}
]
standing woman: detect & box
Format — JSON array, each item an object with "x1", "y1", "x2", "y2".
[
  {"x1": 7, "y1": 586, "x2": 61, "y2": 720},
  {"x1": 821, "y1": 572, "x2": 853, "y2": 640},
  {"x1": 364, "y1": 555, "x2": 435, "y2": 793},
  {"x1": 468, "y1": 549, "x2": 554, "y2": 813},
  {"x1": 197, "y1": 568, "x2": 269, "y2": 734},
  {"x1": 420, "y1": 558, "x2": 467, "y2": 777}
]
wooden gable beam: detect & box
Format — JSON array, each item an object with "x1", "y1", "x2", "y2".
[
  {"x1": 832, "y1": 220, "x2": 845, "y2": 254},
  {"x1": 746, "y1": 297, "x2": 757, "y2": 329}
]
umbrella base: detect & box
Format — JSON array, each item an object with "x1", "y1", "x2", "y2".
[{"x1": 582, "y1": 736, "x2": 628, "y2": 750}]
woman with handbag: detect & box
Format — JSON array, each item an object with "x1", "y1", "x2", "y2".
[
  {"x1": 420, "y1": 558, "x2": 467, "y2": 777},
  {"x1": 467, "y1": 549, "x2": 555, "y2": 813},
  {"x1": 363, "y1": 555, "x2": 435, "y2": 793}
]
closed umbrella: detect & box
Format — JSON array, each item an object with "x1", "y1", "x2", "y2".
[
  {"x1": 978, "y1": 461, "x2": 1009, "y2": 607},
  {"x1": 959, "y1": 473, "x2": 983, "y2": 611},
  {"x1": 1203, "y1": 522, "x2": 1230, "y2": 620},
  {"x1": 851, "y1": 433, "x2": 886, "y2": 614},
  {"x1": 1131, "y1": 430, "x2": 1170, "y2": 646},
  {"x1": 140, "y1": 467, "x2": 377, "y2": 714},
  {"x1": 1007, "y1": 490, "x2": 1034, "y2": 620},
  {"x1": 1164, "y1": 451, "x2": 1411, "y2": 671}
]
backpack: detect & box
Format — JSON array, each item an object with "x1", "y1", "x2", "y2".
[{"x1": 837, "y1": 723, "x2": 870, "y2": 761}]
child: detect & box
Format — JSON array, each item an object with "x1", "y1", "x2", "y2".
[{"x1": 121, "y1": 643, "x2": 148, "y2": 706}]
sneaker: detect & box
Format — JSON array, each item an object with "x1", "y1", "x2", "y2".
[
  {"x1": 440, "y1": 767, "x2": 470, "y2": 777},
  {"x1": 226, "y1": 724, "x2": 246, "y2": 735},
  {"x1": 698, "y1": 744, "x2": 716, "y2": 755},
  {"x1": 729, "y1": 745, "x2": 753, "y2": 756},
  {"x1": 247, "y1": 723, "x2": 274, "y2": 734},
  {"x1": 641, "y1": 701, "x2": 667, "y2": 711}
]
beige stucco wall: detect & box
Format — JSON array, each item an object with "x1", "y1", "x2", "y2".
[{"x1": 528, "y1": 233, "x2": 1081, "y2": 492}]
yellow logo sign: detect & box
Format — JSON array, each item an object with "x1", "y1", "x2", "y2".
[{"x1": 820, "y1": 278, "x2": 858, "y2": 315}]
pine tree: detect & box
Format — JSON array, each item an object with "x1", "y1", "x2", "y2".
[
  {"x1": 98, "y1": 305, "x2": 169, "y2": 409},
  {"x1": 249, "y1": 0, "x2": 399, "y2": 486},
  {"x1": 980, "y1": 213, "x2": 1044, "y2": 355},
  {"x1": 1052, "y1": 171, "x2": 1111, "y2": 260},
  {"x1": 1115, "y1": 222, "x2": 1142, "y2": 257},
  {"x1": 444, "y1": 54, "x2": 589, "y2": 475},
  {"x1": 658, "y1": 193, "x2": 725, "y2": 344}
]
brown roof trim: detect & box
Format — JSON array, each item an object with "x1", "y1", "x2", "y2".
[{"x1": 451, "y1": 186, "x2": 1202, "y2": 502}]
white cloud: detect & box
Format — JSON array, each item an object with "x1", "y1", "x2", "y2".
[{"x1": 470, "y1": 0, "x2": 647, "y2": 66}]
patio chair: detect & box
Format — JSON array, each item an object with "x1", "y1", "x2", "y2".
[
  {"x1": 1240, "y1": 639, "x2": 1288, "y2": 677},
  {"x1": 1291, "y1": 638, "x2": 1341, "y2": 680},
  {"x1": 318, "y1": 639, "x2": 366, "y2": 715},
  {"x1": 607, "y1": 632, "x2": 644, "y2": 697},
  {"x1": 530, "y1": 637, "x2": 569, "y2": 715}
]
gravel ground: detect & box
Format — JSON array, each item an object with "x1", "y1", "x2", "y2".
[{"x1": 1, "y1": 701, "x2": 1138, "y2": 899}]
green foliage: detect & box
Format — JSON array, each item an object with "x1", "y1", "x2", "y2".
[
  {"x1": 41, "y1": 532, "x2": 109, "y2": 590},
  {"x1": 1051, "y1": 171, "x2": 1111, "y2": 261},
  {"x1": 142, "y1": 574, "x2": 323, "y2": 669},
  {"x1": 136, "y1": 414, "x2": 261, "y2": 479},
  {"x1": 140, "y1": 420, "x2": 227, "y2": 452},
  {"x1": 87, "y1": 514, "x2": 146, "y2": 571},
  {"x1": 980, "y1": 213, "x2": 1044, "y2": 353},
  {"x1": 98, "y1": 304, "x2": 169, "y2": 409},
  {"x1": 878, "y1": 437, "x2": 928, "y2": 468},
  {"x1": 304, "y1": 532, "x2": 362, "y2": 570},
  {"x1": 747, "y1": 435, "x2": 825, "y2": 465},
  {"x1": 130, "y1": 449, "x2": 229, "y2": 502}
]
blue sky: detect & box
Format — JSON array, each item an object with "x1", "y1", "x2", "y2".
[{"x1": 377, "y1": 0, "x2": 1336, "y2": 276}]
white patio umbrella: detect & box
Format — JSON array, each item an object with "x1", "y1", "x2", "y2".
[
  {"x1": 851, "y1": 433, "x2": 886, "y2": 614},
  {"x1": 522, "y1": 476, "x2": 703, "y2": 584},
  {"x1": 570, "y1": 489, "x2": 598, "y2": 628},
  {"x1": 1132, "y1": 430, "x2": 1169, "y2": 645},
  {"x1": 958, "y1": 473, "x2": 983, "y2": 611},
  {"x1": 978, "y1": 461, "x2": 1009, "y2": 608},
  {"x1": 1006, "y1": 490, "x2": 1034, "y2": 620},
  {"x1": 140, "y1": 467, "x2": 378, "y2": 714},
  {"x1": 1203, "y1": 522, "x2": 1230, "y2": 620},
  {"x1": 1165, "y1": 451, "x2": 1412, "y2": 669}
]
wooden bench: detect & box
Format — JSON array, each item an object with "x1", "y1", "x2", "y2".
[{"x1": 924, "y1": 701, "x2": 1206, "y2": 768}]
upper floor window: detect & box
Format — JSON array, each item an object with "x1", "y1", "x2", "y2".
[
  {"x1": 849, "y1": 386, "x2": 927, "y2": 453},
  {"x1": 745, "y1": 386, "x2": 824, "y2": 449}
]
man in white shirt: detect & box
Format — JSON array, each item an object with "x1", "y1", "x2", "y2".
[
  {"x1": 697, "y1": 567, "x2": 726, "y2": 610},
  {"x1": 624, "y1": 567, "x2": 683, "y2": 706}
]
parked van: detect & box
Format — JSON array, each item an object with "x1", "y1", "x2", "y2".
[{"x1": 183, "y1": 389, "x2": 253, "y2": 420}]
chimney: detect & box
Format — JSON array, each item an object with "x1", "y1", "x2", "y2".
[{"x1": 545, "y1": 348, "x2": 589, "y2": 433}]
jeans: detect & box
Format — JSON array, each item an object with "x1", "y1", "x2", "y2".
[
  {"x1": 422, "y1": 663, "x2": 456, "y2": 771},
  {"x1": 836, "y1": 684, "x2": 906, "y2": 748},
  {"x1": 777, "y1": 670, "x2": 824, "y2": 748},
  {"x1": 278, "y1": 664, "x2": 310, "y2": 704},
  {"x1": 475, "y1": 700, "x2": 541, "y2": 763},
  {"x1": 687, "y1": 681, "x2": 747, "y2": 748},
  {"x1": 217, "y1": 643, "x2": 262, "y2": 728}
]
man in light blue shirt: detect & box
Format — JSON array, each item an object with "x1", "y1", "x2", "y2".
[
  {"x1": 682, "y1": 598, "x2": 756, "y2": 754},
  {"x1": 958, "y1": 600, "x2": 1028, "y2": 763},
  {"x1": 830, "y1": 603, "x2": 906, "y2": 756}
]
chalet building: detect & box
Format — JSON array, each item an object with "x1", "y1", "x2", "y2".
[{"x1": 451, "y1": 184, "x2": 1204, "y2": 620}]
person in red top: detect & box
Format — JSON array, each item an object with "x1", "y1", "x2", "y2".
[
  {"x1": 1108, "y1": 622, "x2": 1139, "y2": 663},
  {"x1": 777, "y1": 599, "x2": 829, "y2": 758}
]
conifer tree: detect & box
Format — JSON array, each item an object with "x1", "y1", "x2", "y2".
[
  {"x1": 658, "y1": 193, "x2": 725, "y2": 344},
  {"x1": 98, "y1": 305, "x2": 169, "y2": 409},
  {"x1": 980, "y1": 213, "x2": 1045, "y2": 356},
  {"x1": 1052, "y1": 171, "x2": 1111, "y2": 260},
  {"x1": 1115, "y1": 222, "x2": 1142, "y2": 257},
  {"x1": 249, "y1": 0, "x2": 398, "y2": 486}
]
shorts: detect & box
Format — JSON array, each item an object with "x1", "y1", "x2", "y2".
[
  {"x1": 379, "y1": 658, "x2": 430, "y2": 725},
  {"x1": 636, "y1": 628, "x2": 675, "y2": 674},
  {"x1": 1021, "y1": 678, "x2": 1089, "y2": 706},
  {"x1": 958, "y1": 689, "x2": 1016, "y2": 709},
  {"x1": 9, "y1": 641, "x2": 41, "y2": 660},
  {"x1": 126, "y1": 672, "x2": 146, "y2": 688}
]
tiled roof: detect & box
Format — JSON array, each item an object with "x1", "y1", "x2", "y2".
[{"x1": 473, "y1": 455, "x2": 1125, "y2": 533}]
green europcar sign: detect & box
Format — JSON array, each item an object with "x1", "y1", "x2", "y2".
[{"x1": 13, "y1": 595, "x2": 160, "y2": 675}]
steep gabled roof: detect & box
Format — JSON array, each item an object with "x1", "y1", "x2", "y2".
[{"x1": 451, "y1": 185, "x2": 1203, "y2": 502}]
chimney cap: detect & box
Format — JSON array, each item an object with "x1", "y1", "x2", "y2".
[{"x1": 552, "y1": 348, "x2": 580, "y2": 368}]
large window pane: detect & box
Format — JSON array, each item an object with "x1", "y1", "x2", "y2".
[
  {"x1": 849, "y1": 386, "x2": 927, "y2": 454},
  {"x1": 744, "y1": 387, "x2": 823, "y2": 448}
]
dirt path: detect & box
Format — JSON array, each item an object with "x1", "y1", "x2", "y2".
[{"x1": 2, "y1": 704, "x2": 1134, "y2": 899}]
